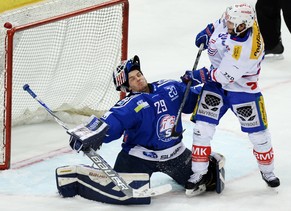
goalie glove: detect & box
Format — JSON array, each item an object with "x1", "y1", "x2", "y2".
[{"x1": 68, "y1": 115, "x2": 109, "y2": 152}]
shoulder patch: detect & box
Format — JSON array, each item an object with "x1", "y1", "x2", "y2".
[
  {"x1": 134, "y1": 100, "x2": 150, "y2": 113},
  {"x1": 114, "y1": 94, "x2": 140, "y2": 107}
]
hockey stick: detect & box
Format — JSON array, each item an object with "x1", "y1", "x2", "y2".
[
  {"x1": 23, "y1": 84, "x2": 172, "y2": 198},
  {"x1": 171, "y1": 43, "x2": 204, "y2": 137}
]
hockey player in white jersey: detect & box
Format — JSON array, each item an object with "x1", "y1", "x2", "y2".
[{"x1": 182, "y1": 3, "x2": 280, "y2": 196}]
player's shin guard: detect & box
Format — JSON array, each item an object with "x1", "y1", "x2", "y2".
[
  {"x1": 249, "y1": 129, "x2": 280, "y2": 188},
  {"x1": 56, "y1": 165, "x2": 151, "y2": 205},
  {"x1": 185, "y1": 121, "x2": 216, "y2": 196}
]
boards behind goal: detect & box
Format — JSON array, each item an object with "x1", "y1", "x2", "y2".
[{"x1": 0, "y1": 0, "x2": 129, "y2": 169}]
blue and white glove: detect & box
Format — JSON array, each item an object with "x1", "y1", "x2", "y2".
[
  {"x1": 195, "y1": 23, "x2": 214, "y2": 50},
  {"x1": 182, "y1": 67, "x2": 210, "y2": 85},
  {"x1": 193, "y1": 67, "x2": 210, "y2": 83},
  {"x1": 180, "y1": 70, "x2": 201, "y2": 86},
  {"x1": 68, "y1": 115, "x2": 109, "y2": 153},
  {"x1": 191, "y1": 83, "x2": 204, "y2": 94}
]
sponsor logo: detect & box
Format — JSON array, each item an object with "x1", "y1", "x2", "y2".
[
  {"x1": 250, "y1": 22, "x2": 263, "y2": 59},
  {"x1": 232, "y1": 45, "x2": 242, "y2": 60},
  {"x1": 89, "y1": 171, "x2": 107, "y2": 179},
  {"x1": 192, "y1": 145, "x2": 211, "y2": 162},
  {"x1": 253, "y1": 148, "x2": 274, "y2": 165},
  {"x1": 258, "y1": 96, "x2": 268, "y2": 127},
  {"x1": 143, "y1": 151, "x2": 158, "y2": 158}
]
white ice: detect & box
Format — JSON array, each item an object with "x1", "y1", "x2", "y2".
[{"x1": 1, "y1": 0, "x2": 291, "y2": 210}]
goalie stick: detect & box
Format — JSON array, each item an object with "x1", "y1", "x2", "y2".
[
  {"x1": 23, "y1": 84, "x2": 172, "y2": 198},
  {"x1": 171, "y1": 43, "x2": 204, "y2": 138}
]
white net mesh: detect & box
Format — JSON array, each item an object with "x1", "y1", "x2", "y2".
[{"x1": 0, "y1": 0, "x2": 127, "y2": 168}]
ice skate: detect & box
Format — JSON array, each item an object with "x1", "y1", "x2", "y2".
[
  {"x1": 185, "y1": 173, "x2": 208, "y2": 197},
  {"x1": 264, "y1": 41, "x2": 284, "y2": 60},
  {"x1": 261, "y1": 172, "x2": 280, "y2": 188}
]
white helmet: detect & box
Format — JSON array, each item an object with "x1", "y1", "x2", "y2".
[{"x1": 224, "y1": 3, "x2": 255, "y2": 35}]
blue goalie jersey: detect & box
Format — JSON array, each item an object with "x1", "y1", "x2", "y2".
[{"x1": 101, "y1": 79, "x2": 199, "y2": 154}]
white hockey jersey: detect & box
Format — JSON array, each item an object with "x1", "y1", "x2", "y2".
[{"x1": 208, "y1": 19, "x2": 264, "y2": 93}]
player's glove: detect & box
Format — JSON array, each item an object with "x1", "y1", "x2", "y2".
[
  {"x1": 191, "y1": 83, "x2": 204, "y2": 94},
  {"x1": 68, "y1": 115, "x2": 109, "y2": 153},
  {"x1": 182, "y1": 67, "x2": 210, "y2": 85},
  {"x1": 195, "y1": 23, "x2": 214, "y2": 50},
  {"x1": 181, "y1": 70, "x2": 201, "y2": 86}
]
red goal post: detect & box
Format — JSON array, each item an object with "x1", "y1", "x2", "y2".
[{"x1": 0, "y1": 0, "x2": 129, "y2": 170}]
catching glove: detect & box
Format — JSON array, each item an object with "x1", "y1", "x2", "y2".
[
  {"x1": 68, "y1": 115, "x2": 109, "y2": 152},
  {"x1": 195, "y1": 23, "x2": 214, "y2": 50}
]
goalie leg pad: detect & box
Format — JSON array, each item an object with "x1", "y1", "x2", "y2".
[
  {"x1": 206, "y1": 152, "x2": 226, "y2": 194},
  {"x1": 56, "y1": 165, "x2": 151, "y2": 205}
]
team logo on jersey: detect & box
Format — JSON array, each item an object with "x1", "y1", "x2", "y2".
[{"x1": 156, "y1": 114, "x2": 175, "y2": 142}]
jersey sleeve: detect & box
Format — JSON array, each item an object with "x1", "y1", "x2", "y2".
[
  {"x1": 101, "y1": 96, "x2": 142, "y2": 143},
  {"x1": 173, "y1": 80, "x2": 198, "y2": 114},
  {"x1": 211, "y1": 54, "x2": 247, "y2": 85}
]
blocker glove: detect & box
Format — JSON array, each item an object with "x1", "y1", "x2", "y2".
[
  {"x1": 195, "y1": 23, "x2": 214, "y2": 50},
  {"x1": 68, "y1": 115, "x2": 109, "y2": 152}
]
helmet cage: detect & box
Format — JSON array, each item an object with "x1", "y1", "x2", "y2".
[{"x1": 113, "y1": 55, "x2": 141, "y2": 92}]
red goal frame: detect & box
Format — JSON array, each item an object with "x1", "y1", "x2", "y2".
[{"x1": 1, "y1": 0, "x2": 129, "y2": 170}]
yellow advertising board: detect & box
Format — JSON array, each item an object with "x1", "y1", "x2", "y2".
[{"x1": 0, "y1": 0, "x2": 43, "y2": 13}]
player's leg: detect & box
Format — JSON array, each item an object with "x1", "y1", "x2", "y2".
[
  {"x1": 281, "y1": 0, "x2": 291, "y2": 33},
  {"x1": 230, "y1": 91, "x2": 280, "y2": 188},
  {"x1": 157, "y1": 148, "x2": 193, "y2": 187},
  {"x1": 187, "y1": 83, "x2": 228, "y2": 196},
  {"x1": 158, "y1": 148, "x2": 225, "y2": 193},
  {"x1": 256, "y1": 0, "x2": 283, "y2": 54},
  {"x1": 113, "y1": 150, "x2": 158, "y2": 176}
]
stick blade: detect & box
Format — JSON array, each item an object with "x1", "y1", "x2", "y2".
[{"x1": 133, "y1": 184, "x2": 172, "y2": 198}]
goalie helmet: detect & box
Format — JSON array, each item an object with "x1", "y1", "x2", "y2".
[
  {"x1": 113, "y1": 55, "x2": 142, "y2": 92},
  {"x1": 224, "y1": 3, "x2": 255, "y2": 35}
]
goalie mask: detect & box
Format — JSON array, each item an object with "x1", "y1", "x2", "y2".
[
  {"x1": 223, "y1": 3, "x2": 255, "y2": 35},
  {"x1": 113, "y1": 55, "x2": 142, "y2": 92}
]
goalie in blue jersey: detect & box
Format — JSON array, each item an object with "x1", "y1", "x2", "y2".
[{"x1": 63, "y1": 55, "x2": 225, "y2": 203}]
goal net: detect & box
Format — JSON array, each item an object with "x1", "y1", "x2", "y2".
[{"x1": 0, "y1": 0, "x2": 129, "y2": 169}]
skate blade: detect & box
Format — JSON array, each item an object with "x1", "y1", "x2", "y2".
[
  {"x1": 185, "y1": 184, "x2": 206, "y2": 197},
  {"x1": 264, "y1": 54, "x2": 284, "y2": 61}
]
